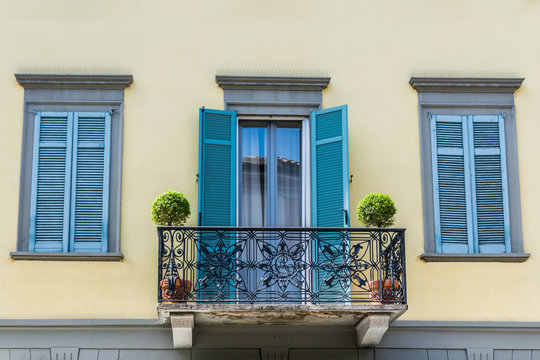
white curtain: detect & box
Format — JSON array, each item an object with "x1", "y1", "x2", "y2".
[
  {"x1": 276, "y1": 127, "x2": 301, "y2": 227},
  {"x1": 241, "y1": 127, "x2": 266, "y2": 226}
]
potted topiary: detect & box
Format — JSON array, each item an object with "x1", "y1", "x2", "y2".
[
  {"x1": 151, "y1": 190, "x2": 191, "y2": 226},
  {"x1": 152, "y1": 191, "x2": 192, "y2": 303},
  {"x1": 357, "y1": 193, "x2": 399, "y2": 304}
]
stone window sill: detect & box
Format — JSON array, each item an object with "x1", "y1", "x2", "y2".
[
  {"x1": 420, "y1": 253, "x2": 530, "y2": 263},
  {"x1": 10, "y1": 251, "x2": 124, "y2": 261}
]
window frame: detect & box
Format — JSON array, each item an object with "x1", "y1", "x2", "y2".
[
  {"x1": 410, "y1": 77, "x2": 529, "y2": 262},
  {"x1": 237, "y1": 118, "x2": 309, "y2": 227},
  {"x1": 12, "y1": 74, "x2": 132, "y2": 261}
]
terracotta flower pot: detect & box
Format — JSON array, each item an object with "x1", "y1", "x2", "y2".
[
  {"x1": 367, "y1": 279, "x2": 399, "y2": 304},
  {"x1": 160, "y1": 277, "x2": 192, "y2": 303}
]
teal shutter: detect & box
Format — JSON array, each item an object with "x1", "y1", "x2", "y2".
[
  {"x1": 431, "y1": 114, "x2": 510, "y2": 254},
  {"x1": 198, "y1": 108, "x2": 237, "y2": 226},
  {"x1": 197, "y1": 108, "x2": 237, "y2": 301},
  {"x1": 311, "y1": 105, "x2": 349, "y2": 227},
  {"x1": 431, "y1": 114, "x2": 474, "y2": 253},
  {"x1": 69, "y1": 112, "x2": 111, "y2": 252},
  {"x1": 311, "y1": 105, "x2": 349, "y2": 302},
  {"x1": 29, "y1": 112, "x2": 73, "y2": 252},
  {"x1": 469, "y1": 115, "x2": 510, "y2": 253}
]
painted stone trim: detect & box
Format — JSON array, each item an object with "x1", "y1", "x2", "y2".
[
  {"x1": 15, "y1": 74, "x2": 134, "y2": 89},
  {"x1": 0, "y1": 319, "x2": 159, "y2": 326},
  {"x1": 15, "y1": 75, "x2": 132, "y2": 255},
  {"x1": 409, "y1": 77, "x2": 524, "y2": 93},
  {"x1": 216, "y1": 75, "x2": 329, "y2": 116},
  {"x1": 411, "y1": 77, "x2": 525, "y2": 257},
  {"x1": 10, "y1": 252, "x2": 124, "y2": 261},
  {"x1": 420, "y1": 253, "x2": 530, "y2": 262},
  {"x1": 215, "y1": 75, "x2": 330, "y2": 91}
]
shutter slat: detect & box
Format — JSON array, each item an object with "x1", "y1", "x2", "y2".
[
  {"x1": 30, "y1": 112, "x2": 72, "y2": 252},
  {"x1": 431, "y1": 115, "x2": 474, "y2": 253},
  {"x1": 198, "y1": 109, "x2": 237, "y2": 226},
  {"x1": 311, "y1": 105, "x2": 349, "y2": 302},
  {"x1": 311, "y1": 105, "x2": 349, "y2": 227},
  {"x1": 197, "y1": 109, "x2": 237, "y2": 301},
  {"x1": 470, "y1": 115, "x2": 510, "y2": 253},
  {"x1": 69, "y1": 113, "x2": 111, "y2": 253}
]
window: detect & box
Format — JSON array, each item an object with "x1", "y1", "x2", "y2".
[
  {"x1": 240, "y1": 120, "x2": 304, "y2": 227},
  {"x1": 410, "y1": 77, "x2": 529, "y2": 262},
  {"x1": 197, "y1": 76, "x2": 350, "y2": 228},
  {"x1": 30, "y1": 111, "x2": 111, "y2": 253},
  {"x1": 12, "y1": 74, "x2": 132, "y2": 260}
]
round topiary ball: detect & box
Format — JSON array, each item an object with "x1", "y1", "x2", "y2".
[
  {"x1": 357, "y1": 193, "x2": 397, "y2": 228},
  {"x1": 151, "y1": 191, "x2": 191, "y2": 226}
]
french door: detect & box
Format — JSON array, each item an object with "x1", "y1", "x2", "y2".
[{"x1": 239, "y1": 120, "x2": 308, "y2": 302}]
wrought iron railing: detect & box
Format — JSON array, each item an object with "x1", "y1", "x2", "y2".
[{"x1": 158, "y1": 227, "x2": 406, "y2": 304}]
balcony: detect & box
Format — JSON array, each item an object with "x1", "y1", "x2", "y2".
[{"x1": 156, "y1": 227, "x2": 407, "y2": 348}]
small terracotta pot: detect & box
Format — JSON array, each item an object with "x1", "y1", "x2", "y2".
[
  {"x1": 367, "y1": 279, "x2": 399, "y2": 304},
  {"x1": 160, "y1": 277, "x2": 192, "y2": 304}
]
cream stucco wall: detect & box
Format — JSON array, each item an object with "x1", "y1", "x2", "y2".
[{"x1": 0, "y1": 0, "x2": 539, "y2": 320}]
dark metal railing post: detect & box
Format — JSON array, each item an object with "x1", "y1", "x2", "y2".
[
  {"x1": 377, "y1": 229, "x2": 383, "y2": 302},
  {"x1": 157, "y1": 228, "x2": 163, "y2": 303},
  {"x1": 400, "y1": 229, "x2": 407, "y2": 304}
]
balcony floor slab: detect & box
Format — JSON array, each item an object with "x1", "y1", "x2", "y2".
[{"x1": 157, "y1": 303, "x2": 407, "y2": 326}]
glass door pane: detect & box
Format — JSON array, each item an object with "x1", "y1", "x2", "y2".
[
  {"x1": 241, "y1": 127, "x2": 267, "y2": 226},
  {"x1": 276, "y1": 126, "x2": 302, "y2": 227},
  {"x1": 239, "y1": 121, "x2": 304, "y2": 303}
]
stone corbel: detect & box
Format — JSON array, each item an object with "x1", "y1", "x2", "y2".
[
  {"x1": 170, "y1": 313, "x2": 195, "y2": 349},
  {"x1": 355, "y1": 314, "x2": 391, "y2": 346}
]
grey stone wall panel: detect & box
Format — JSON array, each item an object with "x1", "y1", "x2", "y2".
[
  {"x1": 97, "y1": 351, "x2": 118, "y2": 360},
  {"x1": 358, "y1": 349, "x2": 375, "y2": 360},
  {"x1": 288, "y1": 349, "x2": 357, "y2": 360},
  {"x1": 78, "y1": 350, "x2": 98, "y2": 360},
  {"x1": 29, "y1": 350, "x2": 50, "y2": 360},
  {"x1": 10, "y1": 350, "x2": 30, "y2": 360},
  {"x1": 447, "y1": 350, "x2": 467, "y2": 360},
  {"x1": 428, "y1": 350, "x2": 448, "y2": 360},
  {"x1": 376, "y1": 349, "x2": 429, "y2": 360},
  {"x1": 512, "y1": 351, "x2": 533, "y2": 360},
  {"x1": 192, "y1": 349, "x2": 260, "y2": 360},
  {"x1": 118, "y1": 350, "x2": 190, "y2": 360}
]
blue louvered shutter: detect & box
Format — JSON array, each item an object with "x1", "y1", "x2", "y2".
[
  {"x1": 311, "y1": 105, "x2": 349, "y2": 302},
  {"x1": 311, "y1": 105, "x2": 349, "y2": 227},
  {"x1": 69, "y1": 112, "x2": 111, "y2": 252},
  {"x1": 431, "y1": 114, "x2": 474, "y2": 253},
  {"x1": 197, "y1": 108, "x2": 237, "y2": 301},
  {"x1": 29, "y1": 112, "x2": 73, "y2": 252},
  {"x1": 198, "y1": 108, "x2": 237, "y2": 226},
  {"x1": 469, "y1": 115, "x2": 510, "y2": 253}
]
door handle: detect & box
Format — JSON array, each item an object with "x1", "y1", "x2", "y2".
[{"x1": 340, "y1": 209, "x2": 348, "y2": 226}]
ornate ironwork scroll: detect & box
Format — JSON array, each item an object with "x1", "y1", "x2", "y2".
[{"x1": 158, "y1": 227, "x2": 406, "y2": 304}]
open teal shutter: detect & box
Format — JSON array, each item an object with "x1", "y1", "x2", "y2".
[
  {"x1": 311, "y1": 105, "x2": 349, "y2": 302},
  {"x1": 311, "y1": 105, "x2": 349, "y2": 227},
  {"x1": 197, "y1": 108, "x2": 237, "y2": 301},
  {"x1": 69, "y1": 112, "x2": 111, "y2": 252},
  {"x1": 431, "y1": 114, "x2": 474, "y2": 253},
  {"x1": 198, "y1": 108, "x2": 237, "y2": 226},
  {"x1": 469, "y1": 115, "x2": 510, "y2": 253},
  {"x1": 29, "y1": 112, "x2": 73, "y2": 252}
]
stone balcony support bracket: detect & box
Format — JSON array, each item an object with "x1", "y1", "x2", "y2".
[
  {"x1": 355, "y1": 313, "x2": 391, "y2": 346},
  {"x1": 170, "y1": 313, "x2": 194, "y2": 349},
  {"x1": 159, "y1": 304, "x2": 406, "y2": 349}
]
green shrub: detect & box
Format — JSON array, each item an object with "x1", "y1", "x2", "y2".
[
  {"x1": 357, "y1": 193, "x2": 397, "y2": 228},
  {"x1": 151, "y1": 191, "x2": 191, "y2": 226}
]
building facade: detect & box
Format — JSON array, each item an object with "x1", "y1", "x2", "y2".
[{"x1": 1, "y1": 0, "x2": 540, "y2": 359}]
